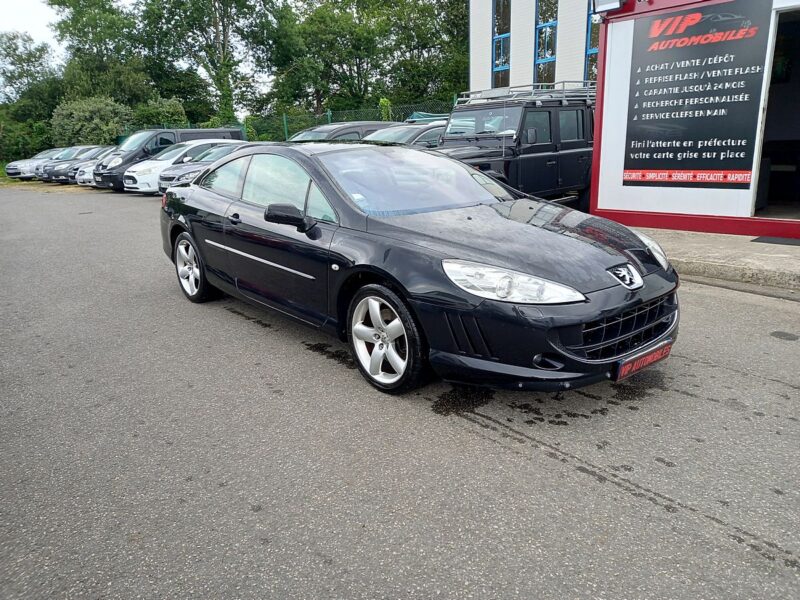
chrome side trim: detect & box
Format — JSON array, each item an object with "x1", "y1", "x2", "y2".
[{"x1": 204, "y1": 239, "x2": 315, "y2": 280}]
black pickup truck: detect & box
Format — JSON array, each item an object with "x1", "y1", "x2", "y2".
[{"x1": 437, "y1": 83, "x2": 595, "y2": 209}]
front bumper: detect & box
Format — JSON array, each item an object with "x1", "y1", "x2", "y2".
[
  {"x1": 5, "y1": 164, "x2": 23, "y2": 178},
  {"x1": 50, "y1": 171, "x2": 71, "y2": 183},
  {"x1": 93, "y1": 170, "x2": 124, "y2": 190},
  {"x1": 124, "y1": 172, "x2": 158, "y2": 193},
  {"x1": 413, "y1": 271, "x2": 680, "y2": 391},
  {"x1": 76, "y1": 171, "x2": 95, "y2": 186}
]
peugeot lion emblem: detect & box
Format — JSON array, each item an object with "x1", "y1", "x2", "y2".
[{"x1": 609, "y1": 264, "x2": 644, "y2": 290}]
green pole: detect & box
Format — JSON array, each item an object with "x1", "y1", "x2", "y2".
[
  {"x1": 453, "y1": 93, "x2": 458, "y2": 106},
  {"x1": 282, "y1": 113, "x2": 289, "y2": 140},
  {"x1": 327, "y1": 109, "x2": 332, "y2": 124}
]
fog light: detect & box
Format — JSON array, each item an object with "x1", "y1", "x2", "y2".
[{"x1": 532, "y1": 354, "x2": 565, "y2": 371}]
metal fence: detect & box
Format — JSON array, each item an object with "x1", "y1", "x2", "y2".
[
  {"x1": 252, "y1": 99, "x2": 455, "y2": 141},
  {"x1": 115, "y1": 99, "x2": 456, "y2": 143}
]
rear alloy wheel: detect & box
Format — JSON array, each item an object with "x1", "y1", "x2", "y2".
[
  {"x1": 348, "y1": 284, "x2": 426, "y2": 393},
  {"x1": 173, "y1": 232, "x2": 212, "y2": 303}
]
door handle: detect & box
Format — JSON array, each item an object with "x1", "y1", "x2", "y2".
[{"x1": 227, "y1": 213, "x2": 242, "y2": 225}]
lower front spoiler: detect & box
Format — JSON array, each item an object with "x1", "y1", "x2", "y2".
[{"x1": 429, "y1": 350, "x2": 612, "y2": 392}]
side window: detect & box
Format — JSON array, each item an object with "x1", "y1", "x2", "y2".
[
  {"x1": 414, "y1": 128, "x2": 444, "y2": 146},
  {"x1": 306, "y1": 183, "x2": 338, "y2": 224},
  {"x1": 559, "y1": 110, "x2": 584, "y2": 141},
  {"x1": 200, "y1": 157, "x2": 248, "y2": 197},
  {"x1": 364, "y1": 129, "x2": 377, "y2": 136},
  {"x1": 242, "y1": 154, "x2": 310, "y2": 210},
  {"x1": 523, "y1": 111, "x2": 551, "y2": 144},
  {"x1": 156, "y1": 132, "x2": 176, "y2": 147},
  {"x1": 333, "y1": 131, "x2": 360, "y2": 141}
]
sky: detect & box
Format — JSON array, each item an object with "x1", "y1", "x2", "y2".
[{"x1": 0, "y1": 0, "x2": 65, "y2": 56}]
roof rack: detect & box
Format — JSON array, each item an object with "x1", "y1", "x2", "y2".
[{"x1": 456, "y1": 80, "x2": 597, "y2": 107}]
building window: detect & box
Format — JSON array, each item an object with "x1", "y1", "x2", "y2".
[
  {"x1": 535, "y1": 0, "x2": 557, "y2": 84},
  {"x1": 585, "y1": 1, "x2": 599, "y2": 81},
  {"x1": 492, "y1": 0, "x2": 511, "y2": 88}
]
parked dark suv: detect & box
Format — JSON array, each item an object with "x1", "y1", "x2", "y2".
[
  {"x1": 437, "y1": 82, "x2": 595, "y2": 208},
  {"x1": 93, "y1": 128, "x2": 244, "y2": 191}
]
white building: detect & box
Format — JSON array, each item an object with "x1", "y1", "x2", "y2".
[{"x1": 469, "y1": 0, "x2": 598, "y2": 91}]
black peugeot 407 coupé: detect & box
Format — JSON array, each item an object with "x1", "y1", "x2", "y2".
[{"x1": 161, "y1": 143, "x2": 679, "y2": 393}]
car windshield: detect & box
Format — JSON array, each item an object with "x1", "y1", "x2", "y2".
[
  {"x1": 34, "y1": 149, "x2": 57, "y2": 159},
  {"x1": 54, "y1": 148, "x2": 81, "y2": 160},
  {"x1": 75, "y1": 147, "x2": 100, "y2": 159},
  {"x1": 318, "y1": 147, "x2": 514, "y2": 217},
  {"x1": 290, "y1": 130, "x2": 329, "y2": 141},
  {"x1": 96, "y1": 147, "x2": 116, "y2": 159},
  {"x1": 119, "y1": 131, "x2": 155, "y2": 151},
  {"x1": 151, "y1": 143, "x2": 190, "y2": 161},
  {"x1": 444, "y1": 106, "x2": 522, "y2": 137},
  {"x1": 193, "y1": 144, "x2": 241, "y2": 162},
  {"x1": 363, "y1": 127, "x2": 422, "y2": 144}
]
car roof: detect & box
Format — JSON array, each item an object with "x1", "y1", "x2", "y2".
[
  {"x1": 385, "y1": 121, "x2": 447, "y2": 131},
  {"x1": 263, "y1": 142, "x2": 416, "y2": 157},
  {"x1": 452, "y1": 98, "x2": 590, "y2": 112},
  {"x1": 304, "y1": 121, "x2": 399, "y2": 133},
  {"x1": 175, "y1": 138, "x2": 244, "y2": 147}
]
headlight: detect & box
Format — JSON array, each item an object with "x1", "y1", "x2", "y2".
[
  {"x1": 175, "y1": 170, "x2": 200, "y2": 182},
  {"x1": 135, "y1": 167, "x2": 154, "y2": 176},
  {"x1": 633, "y1": 230, "x2": 670, "y2": 271},
  {"x1": 442, "y1": 260, "x2": 586, "y2": 304},
  {"x1": 108, "y1": 157, "x2": 122, "y2": 168}
]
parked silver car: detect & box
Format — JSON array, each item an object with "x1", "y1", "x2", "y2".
[{"x1": 4, "y1": 148, "x2": 64, "y2": 180}]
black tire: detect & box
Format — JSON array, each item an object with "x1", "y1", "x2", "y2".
[
  {"x1": 347, "y1": 284, "x2": 427, "y2": 394},
  {"x1": 577, "y1": 187, "x2": 590, "y2": 213},
  {"x1": 173, "y1": 232, "x2": 214, "y2": 303}
]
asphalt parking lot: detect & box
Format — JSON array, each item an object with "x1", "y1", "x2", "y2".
[{"x1": 1, "y1": 185, "x2": 798, "y2": 599}]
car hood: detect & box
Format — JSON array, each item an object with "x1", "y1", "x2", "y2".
[
  {"x1": 367, "y1": 199, "x2": 662, "y2": 294},
  {"x1": 160, "y1": 162, "x2": 209, "y2": 178},
  {"x1": 436, "y1": 141, "x2": 517, "y2": 162},
  {"x1": 126, "y1": 159, "x2": 164, "y2": 174},
  {"x1": 73, "y1": 159, "x2": 98, "y2": 170},
  {"x1": 52, "y1": 158, "x2": 87, "y2": 171}
]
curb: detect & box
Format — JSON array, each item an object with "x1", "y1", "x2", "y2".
[{"x1": 671, "y1": 258, "x2": 800, "y2": 292}]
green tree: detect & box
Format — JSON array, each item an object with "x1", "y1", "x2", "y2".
[
  {"x1": 132, "y1": 97, "x2": 188, "y2": 129},
  {"x1": 152, "y1": 0, "x2": 253, "y2": 122},
  {"x1": 133, "y1": 0, "x2": 216, "y2": 122},
  {"x1": 61, "y1": 54, "x2": 156, "y2": 106},
  {"x1": 50, "y1": 96, "x2": 132, "y2": 146},
  {"x1": 248, "y1": 0, "x2": 467, "y2": 113},
  {"x1": 0, "y1": 106, "x2": 51, "y2": 161},
  {"x1": 46, "y1": 0, "x2": 136, "y2": 61},
  {"x1": 0, "y1": 32, "x2": 56, "y2": 102},
  {"x1": 8, "y1": 76, "x2": 65, "y2": 123}
]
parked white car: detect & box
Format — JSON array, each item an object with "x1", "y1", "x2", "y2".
[
  {"x1": 74, "y1": 147, "x2": 117, "y2": 186},
  {"x1": 122, "y1": 139, "x2": 241, "y2": 193}
]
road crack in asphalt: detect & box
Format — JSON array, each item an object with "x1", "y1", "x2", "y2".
[{"x1": 456, "y1": 409, "x2": 799, "y2": 573}]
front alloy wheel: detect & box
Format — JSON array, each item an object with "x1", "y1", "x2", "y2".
[
  {"x1": 347, "y1": 284, "x2": 426, "y2": 393},
  {"x1": 173, "y1": 232, "x2": 212, "y2": 303}
]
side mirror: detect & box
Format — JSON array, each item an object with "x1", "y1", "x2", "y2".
[
  {"x1": 182, "y1": 156, "x2": 193, "y2": 163},
  {"x1": 526, "y1": 128, "x2": 538, "y2": 144},
  {"x1": 265, "y1": 203, "x2": 316, "y2": 232}
]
